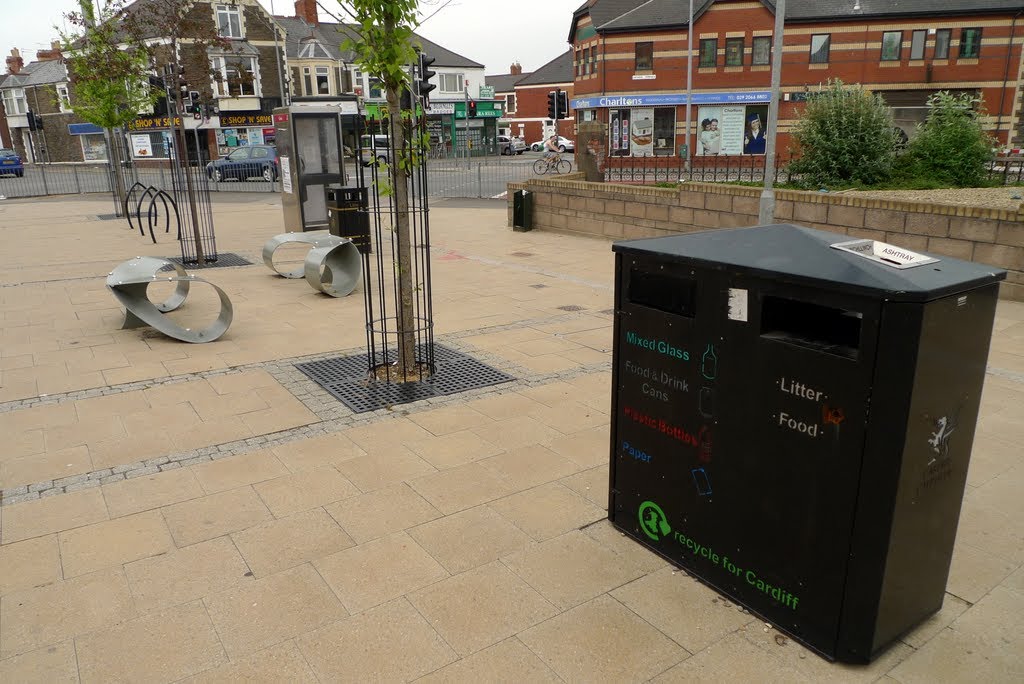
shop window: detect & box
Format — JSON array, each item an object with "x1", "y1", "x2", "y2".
[
  {"x1": 635, "y1": 42, "x2": 654, "y2": 71},
  {"x1": 752, "y1": 36, "x2": 771, "y2": 65},
  {"x1": 216, "y1": 4, "x2": 243, "y2": 39},
  {"x1": 881, "y1": 31, "x2": 902, "y2": 61},
  {"x1": 934, "y1": 29, "x2": 951, "y2": 59},
  {"x1": 80, "y1": 133, "x2": 107, "y2": 161},
  {"x1": 810, "y1": 34, "x2": 831, "y2": 64},
  {"x1": 57, "y1": 84, "x2": 72, "y2": 112},
  {"x1": 960, "y1": 28, "x2": 982, "y2": 59},
  {"x1": 699, "y1": 39, "x2": 717, "y2": 68},
  {"x1": 653, "y1": 108, "x2": 674, "y2": 155},
  {"x1": 439, "y1": 73, "x2": 464, "y2": 93},
  {"x1": 725, "y1": 38, "x2": 744, "y2": 67},
  {"x1": 910, "y1": 30, "x2": 927, "y2": 60}
]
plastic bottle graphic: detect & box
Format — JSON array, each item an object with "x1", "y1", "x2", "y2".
[
  {"x1": 701, "y1": 343, "x2": 718, "y2": 380},
  {"x1": 699, "y1": 387, "x2": 714, "y2": 419},
  {"x1": 698, "y1": 425, "x2": 712, "y2": 463}
]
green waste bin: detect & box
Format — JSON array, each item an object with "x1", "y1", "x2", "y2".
[{"x1": 512, "y1": 189, "x2": 532, "y2": 231}]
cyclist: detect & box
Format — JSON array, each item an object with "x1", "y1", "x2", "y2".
[{"x1": 542, "y1": 134, "x2": 561, "y2": 169}]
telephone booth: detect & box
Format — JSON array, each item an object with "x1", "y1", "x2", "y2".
[{"x1": 273, "y1": 97, "x2": 364, "y2": 232}]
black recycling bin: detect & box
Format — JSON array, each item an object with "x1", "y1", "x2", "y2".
[
  {"x1": 512, "y1": 189, "x2": 533, "y2": 231},
  {"x1": 326, "y1": 185, "x2": 371, "y2": 253},
  {"x1": 609, "y1": 224, "x2": 1006, "y2": 663}
]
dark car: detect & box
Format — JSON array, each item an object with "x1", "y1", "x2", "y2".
[
  {"x1": 206, "y1": 145, "x2": 278, "y2": 182},
  {"x1": 0, "y1": 148, "x2": 24, "y2": 177}
]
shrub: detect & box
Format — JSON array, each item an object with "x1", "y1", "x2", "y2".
[
  {"x1": 787, "y1": 80, "x2": 898, "y2": 187},
  {"x1": 900, "y1": 91, "x2": 996, "y2": 188}
]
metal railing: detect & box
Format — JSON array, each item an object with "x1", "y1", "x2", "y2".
[{"x1": 603, "y1": 154, "x2": 792, "y2": 185}]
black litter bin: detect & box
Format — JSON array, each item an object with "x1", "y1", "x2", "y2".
[
  {"x1": 512, "y1": 189, "x2": 533, "y2": 231},
  {"x1": 609, "y1": 224, "x2": 1006, "y2": 663},
  {"x1": 326, "y1": 185, "x2": 371, "y2": 253}
]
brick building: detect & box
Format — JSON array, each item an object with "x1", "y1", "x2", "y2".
[
  {"x1": 569, "y1": 0, "x2": 1024, "y2": 158},
  {"x1": 486, "y1": 62, "x2": 532, "y2": 139},
  {"x1": 508, "y1": 51, "x2": 576, "y2": 146}
]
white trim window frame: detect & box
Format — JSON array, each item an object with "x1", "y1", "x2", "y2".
[
  {"x1": 214, "y1": 55, "x2": 260, "y2": 97},
  {"x1": 439, "y1": 72, "x2": 464, "y2": 94},
  {"x1": 57, "y1": 84, "x2": 72, "y2": 112},
  {"x1": 216, "y1": 4, "x2": 244, "y2": 39},
  {"x1": 1, "y1": 87, "x2": 27, "y2": 116}
]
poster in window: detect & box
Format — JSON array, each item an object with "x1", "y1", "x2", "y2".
[
  {"x1": 247, "y1": 128, "x2": 263, "y2": 146},
  {"x1": 630, "y1": 107, "x2": 654, "y2": 156},
  {"x1": 720, "y1": 106, "x2": 747, "y2": 155},
  {"x1": 224, "y1": 129, "x2": 239, "y2": 147},
  {"x1": 611, "y1": 111, "x2": 620, "y2": 152},
  {"x1": 697, "y1": 107, "x2": 723, "y2": 155},
  {"x1": 131, "y1": 134, "x2": 152, "y2": 158},
  {"x1": 742, "y1": 105, "x2": 768, "y2": 155}
]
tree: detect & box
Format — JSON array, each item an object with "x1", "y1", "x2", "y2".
[
  {"x1": 787, "y1": 79, "x2": 898, "y2": 187},
  {"x1": 900, "y1": 91, "x2": 996, "y2": 188},
  {"x1": 339, "y1": 0, "x2": 429, "y2": 378}
]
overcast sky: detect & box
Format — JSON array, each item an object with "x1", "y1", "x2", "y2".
[{"x1": 0, "y1": 0, "x2": 581, "y2": 75}]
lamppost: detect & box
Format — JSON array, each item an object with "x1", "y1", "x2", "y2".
[
  {"x1": 685, "y1": 0, "x2": 693, "y2": 172},
  {"x1": 759, "y1": 0, "x2": 786, "y2": 224}
]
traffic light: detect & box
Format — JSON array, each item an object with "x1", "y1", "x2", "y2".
[
  {"x1": 468, "y1": 100, "x2": 477, "y2": 117},
  {"x1": 417, "y1": 53, "x2": 436, "y2": 99},
  {"x1": 557, "y1": 91, "x2": 568, "y2": 119},
  {"x1": 27, "y1": 109, "x2": 36, "y2": 131},
  {"x1": 34, "y1": 113, "x2": 43, "y2": 130},
  {"x1": 547, "y1": 90, "x2": 558, "y2": 120}
]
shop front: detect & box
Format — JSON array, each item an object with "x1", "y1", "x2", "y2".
[
  {"x1": 361, "y1": 99, "x2": 502, "y2": 157},
  {"x1": 571, "y1": 91, "x2": 771, "y2": 158},
  {"x1": 217, "y1": 113, "x2": 277, "y2": 155}
]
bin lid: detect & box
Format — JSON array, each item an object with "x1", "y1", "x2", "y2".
[{"x1": 613, "y1": 224, "x2": 1007, "y2": 302}]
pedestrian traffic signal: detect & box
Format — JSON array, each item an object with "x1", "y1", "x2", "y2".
[
  {"x1": 557, "y1": 90, "x2": 568, "y2": 119},
  {"x1": 468, "y1": 100, "x2": 477, "y2": 117},
  {"x1": 547, "y1": 90, "x2": 559, "y2": 120},
  {"x1": 417, "y1": 53, "x2": 436, "y2": 99}
]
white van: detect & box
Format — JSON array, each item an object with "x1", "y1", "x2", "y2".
[{"x1": 360, "y1": 135, "x2": 390, "y2": 166}]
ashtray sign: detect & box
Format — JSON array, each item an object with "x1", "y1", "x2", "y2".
[{"x1": 830, "y1": 239, "x2": 940, "y2": 269}]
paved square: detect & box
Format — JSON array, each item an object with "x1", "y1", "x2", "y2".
[{"x1": 0, "y1": 193, "x2": 1021, "y2": 680}]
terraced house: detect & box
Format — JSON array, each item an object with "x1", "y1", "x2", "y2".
[{"x1": 569, "y1": 0, "x2": 1024, "y2": 158}]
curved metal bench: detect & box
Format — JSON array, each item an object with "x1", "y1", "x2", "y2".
[
  {"x1": 106, "y1": 257, "x2": 233, "y2": 343},
  {"x1": 262, "y1": 231, "x2": 362, "y2": 297}
]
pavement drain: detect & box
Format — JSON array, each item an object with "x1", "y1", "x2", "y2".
[
  {"x1": 296, "y1": 343, "x2": 515, "y2": 414},
  {"x1": 95, "y1": 213, "x2": 122, "y2": 221}
]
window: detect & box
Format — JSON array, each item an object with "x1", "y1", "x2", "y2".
[
  {"x1": 505, "y1": 93, "x2": 516, "y2": 113},
  {"x1": 80, "y1": 133, "x2": 107, "y2": 161},
  {"x1": 575, "y1": 49, "x2": 582, "y2": 77},
  {"x1": 315, "y1": 66, "x2": 330, "y2": 94},
  {"x1": 439, "y1": 73, "x2": 464, "y2": 93},
  {"x1": 699, "y1": 39, "x2": 718, "y2": 68},
  {"x1": 752, "y1": 36, "x2": 771, "y2": 65},
  {"x1": 302, "y1": 67, "x2": 312, "y2": 96},
  {"x1": 910, "y1": 30, "x2": 926, "y2": 60},
  {"x1": 216, "y1": 4, "x2": 242, "y2": 39},
  {"x1": 353, "y1": 69, "x2": 364, "y2": 93},
  {"x1": 298, "y1": 41, "x2": 330, "y2": 59},
  {"x1": 960, "y1": 28, "x2": 982, "y2": 58},
  {"x1": 57, "y1": 84, "x2": 72, "y2": 112},
  {"x1": 725, "y1": 38, "x2": 744, "y2": 66},
  {"x1": 881, "y1": 31, "x2": 902, "y2": 61},
  {"x1": 635, "y1": 42, "x2": 653, "y2": 71},
  {"x1": 368, "y1": 77, "x2": 383, "y2": 98},
  {"x1": 1, "y1": 87, "x2": 27, "y2": 115},
  {"x1": 590, "y1": 47, "x2": 597, "y2": 74},
  {"x1": 810, "y1": 34, "x2": 831, "y2": 64},
  {"x1": 934, "y1": 29, "x2": 951, "y2": 59},
  {"x1": 214, "y1": 55, "x2": 259, "y2": 97},
  {"x1": 583, "y1": 47, "x2": 591, "y2": 74}
]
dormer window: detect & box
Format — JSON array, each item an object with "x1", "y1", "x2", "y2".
[
  {"x1": 217, "y1": 4, "x2": 243, "y2": 39},
  {"x1": 298, "y1": 39, "x2": 331, "y2": 59}
]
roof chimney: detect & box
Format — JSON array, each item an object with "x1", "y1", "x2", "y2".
[
  {"x1": 6, "y1": 48, "x2": 24, "y2": 75},
  {"x1": 295, "y1": 0, "x2": 318, "y2": 25},
  {"x1": 36, "y1": 41, "x2": 63, "y2": 62},
  {"x1": 510, "y1": 61, "x2": 522, "y2": 75}
]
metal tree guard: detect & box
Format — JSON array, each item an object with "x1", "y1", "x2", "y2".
[{"x1": 360, "y1": 107, "x2": 435, "y2": 384}]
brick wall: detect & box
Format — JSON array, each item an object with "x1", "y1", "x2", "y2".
[
  {"x1": 507, "y1": 84, "x2": 575, "y2": 146},
  {"x1": 507, "y1": 178, "x2": 1024, "y2": 301}
]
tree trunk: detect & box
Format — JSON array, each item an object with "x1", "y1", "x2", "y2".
[
  {"x1": 385, "y1": 88, "x2": 417, "y2": 374},
  {"x1": 106, "y1": 128, "x2": 128, "y2": 216}
]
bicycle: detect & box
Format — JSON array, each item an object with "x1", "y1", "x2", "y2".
[{"x1": 533, "y1": 154, "x2": 572, "y2": 175}]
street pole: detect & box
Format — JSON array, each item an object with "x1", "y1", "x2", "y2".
[
  {"x1": 759, "y1": 0, "x2": 786, "y2": 224},
  {"x1": 685, "y1": 0, "x2": 693, "y2": 174},
  {"x1": 464, "y1": 86, "x2": 470, "y2": 169}
]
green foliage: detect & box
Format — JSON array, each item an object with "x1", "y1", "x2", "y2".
[
  {"x1": 898, "y1": 91, "x2": 996, "y2": 188},
  {"x1": 788, "y1": 80, "x2": 898, "y2": 187},
  {"x1": 59, "y1": 1, "x2": 157, "y2": 129}
]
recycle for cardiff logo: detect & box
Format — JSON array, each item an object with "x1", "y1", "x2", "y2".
[{"x1": 638, "y1": 500, "x2": 671, "y2": 541}]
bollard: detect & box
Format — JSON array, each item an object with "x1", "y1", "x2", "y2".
[{"x1": 476, "y1": 163, "x2": 482, "y2": 198}]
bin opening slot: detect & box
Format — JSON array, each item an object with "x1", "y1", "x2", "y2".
[
  {"x1": 760, "y1": 296, "x2": 861, "y2": 360},
  {"x1": 628, "y1": 268, "x2": 696, "y2": 318}
]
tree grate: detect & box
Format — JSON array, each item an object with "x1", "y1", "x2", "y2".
[
  {"x1": 296, "y1": 343, "x2": 515, "y2": 414},
  {"x1": 163, "y1": 253, "x2": 254, "y2": 269}
]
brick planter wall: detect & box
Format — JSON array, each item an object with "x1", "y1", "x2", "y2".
[{"x1": 507, "y1": 178, "x2": 1024, "y2": 301}]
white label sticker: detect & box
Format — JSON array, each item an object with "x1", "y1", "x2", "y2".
[
  {"x1": 728, "y1": 288, "x2": 748, "y2": 322},
  {"x1": 280, "y1": 156, "x2": 292, "y2": 194}
]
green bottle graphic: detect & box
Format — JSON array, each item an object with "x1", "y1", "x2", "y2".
[{"x1": 701, "y1": 343, "x2": 718, "y2": 380}]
